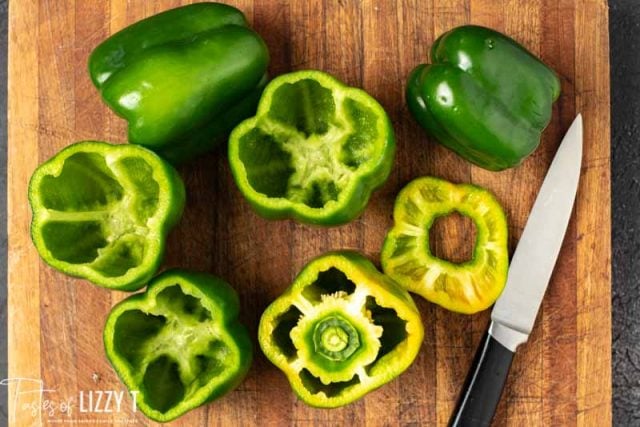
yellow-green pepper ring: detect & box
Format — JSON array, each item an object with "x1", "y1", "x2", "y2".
[
  {"x1": 381, "y1": 176, "x2": 509, "y2": 314},
  {"x1": 258, "y1": 251, "x2": 423, "y2": 408}
]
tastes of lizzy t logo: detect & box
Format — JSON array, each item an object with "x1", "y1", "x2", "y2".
[{"x1": 1, "y1": 377, "x2": 139, "y2": 424}]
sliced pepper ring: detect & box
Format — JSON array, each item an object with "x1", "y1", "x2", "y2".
[
  {"x1": 103, "y1": 269, "x2": 252, "y2": 422},
  {"x1": 228, "y1": 70, "x2": 395, "y2": 225},
  {"x1": 258, "y1": 251, "x2": 423, "y2": 408},
  {"x1": 28, "y1": 141, "x2": 185, "y2": 290},
  {"x1": 381, "y1": 176, "x2": 509, "y2": 314}
]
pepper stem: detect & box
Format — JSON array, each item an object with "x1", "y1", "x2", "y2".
[
  {"x1": 321, "y1": 325, "x2": 349, "y2": 352},
  {"x1": 313, "y1": 316, "x2": 360, "y2": 361}
]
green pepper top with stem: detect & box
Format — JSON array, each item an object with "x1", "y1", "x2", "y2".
[{"x1": 259, "y1": 251, "x2": 423, "y2": 407}]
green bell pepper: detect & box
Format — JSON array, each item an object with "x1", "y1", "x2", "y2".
[
  {"x1": 381, "y1": 176, "x2": 509, "y2": 314},
  {"x1": 228, "y1": 70, "x2": 395, "y2": 226},
  {"x1": 89, "y1": 3, "x2": 270, "y2": 164},
  {"x1": 406, "y1": 25, "x2": 561, "y2": 171},
  {"x1": 258, "y1": 251, "x2": 423, "y2": 407},
  {"x1": 104, "y1": 269, "x2": 252, "y2": 422},
  {"x1": 28, "y1": 141, "x2": 185, "y2": 291}
]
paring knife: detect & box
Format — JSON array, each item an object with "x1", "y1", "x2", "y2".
[{"x1": 449, "y1": 114, "x2": 583, "y2": 427}]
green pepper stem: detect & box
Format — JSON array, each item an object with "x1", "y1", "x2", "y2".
[
  {"x1": 313, "y1": 316, "x2": 360, "y2": 361},
  {"x1": 321, "y1": 325, "x2": 349, "y2": 352}
]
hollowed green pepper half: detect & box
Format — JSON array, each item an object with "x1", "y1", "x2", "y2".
[
  {"x1": 28, "y1": 141, "x2": 185, "y2": 291},
  {"x1": 258, "y1": 251, "x2": 423, "y2": 407},
  {"x1": 228, "y1": 70, "x2": 395, "y2": 225},
  {"x1": 381, "y1": 176, "x2": 509, "y2": 314},
  {"x1": 104, "y1": 269, "x2": 252, "y2": 422},
  {"x1": 407, "y1": 25, "x2": 561, "y2": 171},
  {"x1": 89, "y1": 3, "x2": 270, "y2": 164}
]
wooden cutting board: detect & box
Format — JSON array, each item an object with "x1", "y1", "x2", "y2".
[{"x1": 7, "y1": 0, "x2": 611, "y2": 425}]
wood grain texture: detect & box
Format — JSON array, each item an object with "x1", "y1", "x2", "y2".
[{"x1": 7, "y1": 0, "x2": 611, "y2": 425}]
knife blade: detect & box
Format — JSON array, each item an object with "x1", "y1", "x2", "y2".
[{"x1": 449, "y1": 114, "x2": 583, "y2": 427}]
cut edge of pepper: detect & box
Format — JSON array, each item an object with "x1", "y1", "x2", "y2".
[
  {"x1": 228, "y1": 70, "x2": 395, "y2": 225},
  {"x1": 103, "y1": 269, "x2": 251, "y2": 422},
  {"x1": 28, "y1": 141, "x2": 185, "y2": 291}
]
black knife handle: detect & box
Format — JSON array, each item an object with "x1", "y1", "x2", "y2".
[{"x1": 448, "y1": 330, "x2": 515, "y2": 427}]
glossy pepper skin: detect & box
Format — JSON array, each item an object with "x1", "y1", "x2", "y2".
[
  {"x1": 228, "y1": 70, "x2": 395, "y2": 226},
  {"x1": 104, "y1": 269, "x2": 252, "y2": 422},
  {"x1": 381, "y1": 176, "x2": 509, "y2": 314},
  {"x1": 28, "y1": 141, "x2": 185, "y2": 291},
  {"x1": 259, "y1": 251, "x2": 423, "y2": 407},
  {"x1": 89, "y1": 3, "x2": 270, "y2": 164},
  {"x1": 407, "y1": 25, "x2": 561, "y2": 171}
]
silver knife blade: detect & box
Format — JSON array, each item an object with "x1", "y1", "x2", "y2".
[{"x1": 490, "y1": 114, "x2": 583, "y2": 352}]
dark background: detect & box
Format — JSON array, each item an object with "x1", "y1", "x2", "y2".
[
  {"x1": 0, "y1": 0, "x2": 637, "y2": 425},
  {"x1": 610, "y1": 0, "x2": 640, "y2": 424}
]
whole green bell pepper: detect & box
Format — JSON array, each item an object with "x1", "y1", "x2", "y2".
[
  {"x1": 89, "y1": 3, "x2": 270, "y2": 163},
  {"x1": 259, "y1": 251, "x2": 423, "y2": 407},
  {"x1": 228, "y1": 70, "x2": 395, "y2": 226},
  {"x1": 104, "y1": 269, "x2": 252, "y2": 422},
  {"x1": 381, "y1": 176, "x2": 509, "y2": 314},
  {"x1": 29, "y1": 141, "x2": 185, "y2": 291},
  {"x1": 407, "y1": 25, "x2": 561, "y2": 171}
]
